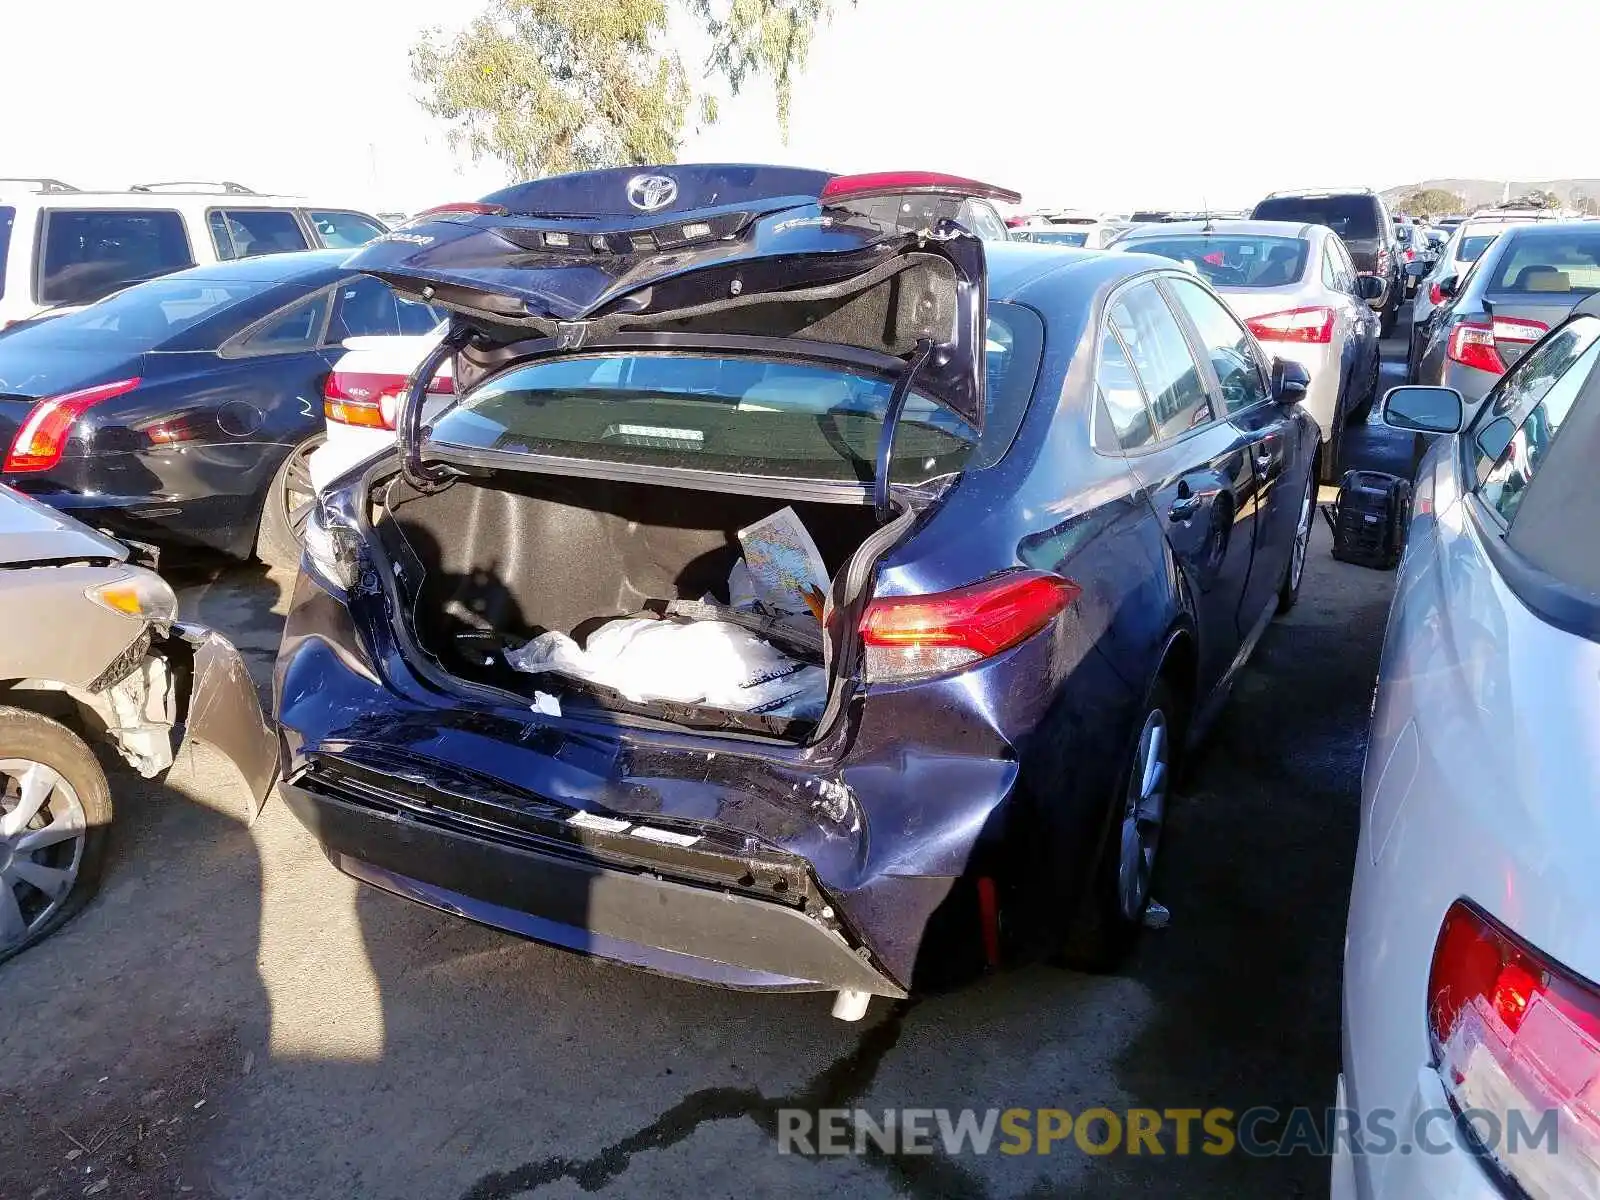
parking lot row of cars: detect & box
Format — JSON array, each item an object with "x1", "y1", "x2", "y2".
[{"x1": 3, "y1": 165, "x2": 1598, "y2": 1199}]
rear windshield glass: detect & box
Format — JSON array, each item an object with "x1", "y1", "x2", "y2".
[
  {"x1": 1120, "y1": 235, "x2": 1308, "y2": 288},
  {"x1": 1489, "y1": 232, "x2": 1600, "y2": 294},
  {"x1": 1, "y1": 275, "x2": 270, "y2": 351},
  {"x1": 430, "y1": 304, "x2": 1045, "y2": 484},
  {"x1": 37, "y1": 209, "x2": 194, "y2": 307},
  {"x1": 0, "y1": 206, "x2": 13, "y2": 300},
  {"x1": 1251, "y1": 196, "x2": 1379, "y2": 240},
  {"x1": 1458, "y1": 234, "x2": 1497, "y2": 263},
  {"x1": 1395, "y1": 226, "x2": 1413, "y2": 243}
]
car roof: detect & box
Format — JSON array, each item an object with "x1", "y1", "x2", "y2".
[
  {"x1": 1489, "y1": 219, "x2": 1600, "y2": 240},
  {"x1": 985, "y1": 242, "x2": 1173, "y2": 305},
  {"x1": 1115, "y1": 219, "x2": 1316, "y2": 240},
  {"x1": 1258, "y1": 188, "x2": 1376, "y2": 200},
  {"x1": 155, "y1": 248, "x2": 350, "y2": 285}
]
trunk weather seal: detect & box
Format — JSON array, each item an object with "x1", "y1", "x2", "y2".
[{"x1": 874, "y1": 338, "x2": 934, "y2": 522}]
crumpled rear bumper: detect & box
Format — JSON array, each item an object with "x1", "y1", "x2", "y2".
[
  {"x1": 171, "y1": 623, "x2": 279, "y2": 819},
  {"x1": 278, "y1": 754, "x2": 907, "y2": 997}
]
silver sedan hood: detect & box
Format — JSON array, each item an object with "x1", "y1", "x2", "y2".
[{"x1": 0, "y1": 485, "x2": 128, "y2": 566}]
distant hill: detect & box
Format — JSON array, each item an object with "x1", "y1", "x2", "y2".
[{"x1": 1382, "y1": 178, "x2": 1600, "y2": 213}]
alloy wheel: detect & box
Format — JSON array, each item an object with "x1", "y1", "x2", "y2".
[
  {"x1": 278, "y1": 439, "x2": 321, "y2": 544},
  {"x1": 0, "y1": 758, "x2": 86, "y2": 952},
  {"x1": 1290, "y1": 480, "x2": 1314, "y2": 592},
  {"x1": 1116, "y1": 710, "x2": 1169, "y2": 922}
]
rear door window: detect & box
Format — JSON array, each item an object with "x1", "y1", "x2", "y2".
[
  {"x1": 1109, "y1": 283, "x2": 1214, "y2": 439},
  {"x1": 430, "y1": 303, "x2": 1045, "y2": 484},
  {"x1": 0, "y1": 206, "x2": 12, "y2": 299},
  {"x1": 1251, "y1": 196, "x2": 1379, "y2": 241},
  {"x1": 1163, "y1": 277, "x2": 1272, "y2": 414},
  {"x1": 308, "y1": 210, "x2": 387, "y2": 248},
  {"x1": 36, "y1": 209, "x2": 194, "y2": 306},
  {"x1": 1096, "y1": 325, "x2": 1156, "y2": 452},
  {"x1": 209, "y1": 209, "x2": 310, "y2": 260},
  {"x1": 233, "y1": 291, "x2": 330, "y2": 355}
]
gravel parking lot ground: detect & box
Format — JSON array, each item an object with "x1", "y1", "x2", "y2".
[{"x1": 0, "y1": 321, "x2": 1419, "y2": 1200}]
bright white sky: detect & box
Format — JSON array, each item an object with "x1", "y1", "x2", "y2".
[{"x1": 4, "y1": 0, "x2": 1597, "y2": 215}]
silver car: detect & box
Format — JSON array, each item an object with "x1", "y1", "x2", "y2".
[
  {"x1": 1337, "y1": 296, "x2": 1600, "y2": 1198},
  {"x1": 0, "y1": 486, "x2": 276, "y2": 962},
  {"x1": 1113, "y1": 220, "x2": 1384, "y2": 481}
]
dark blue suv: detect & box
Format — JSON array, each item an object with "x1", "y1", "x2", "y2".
[{"x1": 274, "y1": 166, "x2": 1318, "y2": 1021}]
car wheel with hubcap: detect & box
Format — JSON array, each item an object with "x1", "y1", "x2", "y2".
[
  {"x1": 1278, "y1": 474, "x2": 1316, "y2": 614},
  {"x1": 256, "y1": 432, "x2": 325, "y2": 570},
  {"x1": 0, "y1": 707, "x2": 112, "y2": 965},
  {"x1": 1061, "y1": 678, "x2": 1178, "y2": 970}
]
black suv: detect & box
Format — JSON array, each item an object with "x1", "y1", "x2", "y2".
[{"x1": 1251, "y1": 188, "x2": 1403, "y2": 336}]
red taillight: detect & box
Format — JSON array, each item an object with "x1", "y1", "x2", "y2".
[
  {"x1": 820, "y1": 171, "x2": 1022, "y2": 205},
  {"x1": 1404, "y1": 247, "x2": 1416, "y2": 262},
  {"x1": 859, "y1": 570, "x2": 1079, "y2": 682},
  {"x1": 1004, "y1": 215, "x2": 1029, "y2": 228},
  {"x1": 1448, "y1": 321, "x2": 1505, "y2": 374},
  {"x1": 1428, "y1": 901, "x2": 1600, "y2": 1191},
  {"x1": 1429, "y1": 282, "x2": 1445, "y2": 306},
  {"x1": 1377, "y1": 248, "x2": 1392, "y2": 272},
  {"x1": 4, "y1": 378, "x2": 140, "y2": 473},
  {"x1": 1246, "y1": 306, "x2": 1336, "y2": 345},
  {"x1": 1491, "y1": 315, "x2": 1549, "y2": 346},
  {"x1": 410, "y1": 201, "x2": 506, "y2": 220},
  {"x1": 323, "y1": 370, "x2": 452, "y2": 431}
]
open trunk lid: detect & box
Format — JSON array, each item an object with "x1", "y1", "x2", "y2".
[{"x1": 343, "y1": 164, "x2": 1018, "y2": 434}]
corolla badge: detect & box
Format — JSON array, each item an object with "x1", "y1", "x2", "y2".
[{"x1": 626, "y1": 174, "x2": 678, "y2": 212}]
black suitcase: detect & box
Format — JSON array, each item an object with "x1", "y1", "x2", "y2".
[{"x1": 1325, "y1": 470, "x2": 1412, "y2": 570}]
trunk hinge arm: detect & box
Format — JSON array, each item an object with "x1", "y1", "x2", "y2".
[
  {"x1": 398, "y1": 325, "x2": 475, "y2": 493},
  {"x1": 873, "y1": 338, "x2": 935, "y2": 523}
]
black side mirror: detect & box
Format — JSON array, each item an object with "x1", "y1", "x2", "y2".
[
  {"x1": 1383, "y1": 385, "x2": 1464, "y2": 433},
  {"x1": 1358, "y1": 275, "x2": 1386, "y2": 301},
  {"x1": 1435, "y1": 275, "x2": 1458, "y2": 299},
  {"x1": 1271, "y1": 358, "x2": 1311, "y2": 405}
]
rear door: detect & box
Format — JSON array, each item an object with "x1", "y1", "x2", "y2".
[
  {"x1": 1107, "y1": 279, "x2": 1261, "y2": 694},
  {"x1": 207, "y1": 208, "x2": 312, "y2": 260},
  {"x1": 1163, "y1": 275, "x2": 1298, "y2": 628}
]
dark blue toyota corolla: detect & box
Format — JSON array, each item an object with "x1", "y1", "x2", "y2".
[{"x1": 274, "y1": 165, "x2": 1318, "y2": 1020}]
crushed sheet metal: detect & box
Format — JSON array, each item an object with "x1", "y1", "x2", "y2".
[{"x1": 174, "y1": 624, "x2": 279, "y2": 822}]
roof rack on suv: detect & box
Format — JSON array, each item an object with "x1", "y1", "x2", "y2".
[
  {"x1": 0, "y1": 177, "x2": 79, "y2": 193},
  {"x1": 127, "y1": 181, "x2": 258, "y2": 195},
  {"x1": 1261, "y1": 187, "x2": 1376, "y2": 198}
]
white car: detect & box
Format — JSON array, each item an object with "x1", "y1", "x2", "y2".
[
  {"x1": 0, "y1": 178, "x2": 387, "y2": 329},
  {"x1": 1012, "y1": 215, "x2": 1129, "y2": 249},
  {"x1": 1112, "y1": 220, "x2": 1384, "y2": 482},
  {"x1": 1338, "y1": 298, "x2": 1600, "y2": 1198},
  {"x1": 309, "y1": 324, "x2": 452, "y2": 494}
]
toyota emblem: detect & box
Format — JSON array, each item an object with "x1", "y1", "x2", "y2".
[{"x1": 626, "y1": 174, "x2": 678, "y2": 213}]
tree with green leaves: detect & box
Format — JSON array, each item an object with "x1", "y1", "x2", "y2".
[
  {"x1": 1398, "y1": 188, "x2": 1463, "y2": 216},
  {"x1": 412, "y1": 0, "x2": 843, "y2": 183}
]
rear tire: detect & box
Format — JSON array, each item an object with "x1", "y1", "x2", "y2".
[
  {"x1": 1346, "y1": 354, "x2": 1380, "y2": 425},
  {"x1": 1278, "y1": 475, "x2": 1316, "y2": 615},
  {"x1": 255, "y1": 433, "x2": 324, "y2": 571},
  {"x1": 1060, "y1": 679, "x2": 1179, "y2": 971},
  {"x1": 0, "y1": 707, "x2": 112, "y2": 965}
]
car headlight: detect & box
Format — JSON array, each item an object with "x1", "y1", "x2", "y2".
[
  {"x1": 84, "y1": 568, "x2": 178, "y2": 626},
  {"x1": 303, "y1": 500, "x2": 362, "y2": 593}
]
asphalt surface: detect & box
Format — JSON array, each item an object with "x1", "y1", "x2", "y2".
[{"x1": 0, "y1": 316, "x2": 1419, "y2": 1199}]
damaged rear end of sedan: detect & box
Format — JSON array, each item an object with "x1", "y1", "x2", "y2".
[{"x1": 274, "y1": 166, "x2": 1192, "y2": 1019}]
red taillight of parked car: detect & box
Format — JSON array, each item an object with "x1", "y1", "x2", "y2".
[
  {"x1": 1246, "y1": 307, "x2": 1336, "y2": 345},
  {"x1": 1448, "y1": 317, "x2": 1548, "y2": 375},
  {"x1": 859, "y1": 570, "x2": 1080, "y2": 682},
  {"x1": 323, "y1": 371, "x2": 453, "y2": 431},
  {"x1": 1428, "y1": 901, "x2": 1600, "y2": 1192},
  {"x1": 1429, "y1": 282, "x2": 1446, "y2": 306},
  {"x1": 3, "y1": 378, "x2": 141, "y2": 473},
  {"x1": 1448, "y1": 321, "x2": 1504, "y2": 373}
]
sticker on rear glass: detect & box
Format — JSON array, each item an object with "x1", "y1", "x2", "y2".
[
  {"x1": 568, "y1": 812, "x2": 631, "y2": 834},
  {"x1": 628, "y1": 826, "x2": 702, "y2": 848}
]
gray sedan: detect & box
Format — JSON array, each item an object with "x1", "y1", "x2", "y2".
[
  {"x1": 1415, "y1": 220, "x2": 1600, "y2": 418},
  {"x1": 0, "y1": 487, "x2": 275, "y2": 961}
]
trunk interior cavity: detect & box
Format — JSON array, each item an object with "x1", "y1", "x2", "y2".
[{"x1": 373, "y1": 472, "x2": 886, "y2": 738}]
